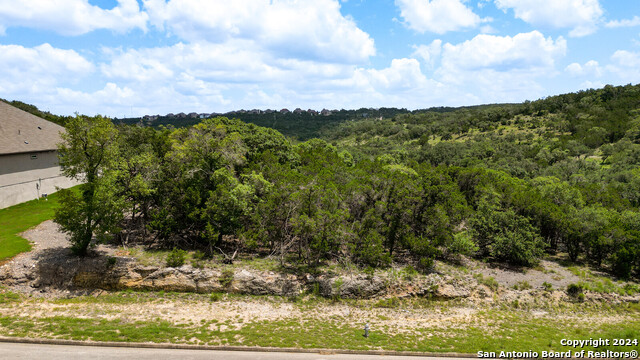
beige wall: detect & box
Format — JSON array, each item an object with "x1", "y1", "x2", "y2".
[{"x1": 0, "y1": 151, "x2": 80, "y2": 209}]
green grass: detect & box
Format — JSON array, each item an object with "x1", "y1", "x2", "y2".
[
  {"x1": 1, "y1": 289, "x2": 639, "y2": 353},
  {"x1": 0, "y1": 311, "x2": 637, "y2": 353},
  {"x1": 0, "y1": 189, "x2": 73, "y2": 261},
  {"x1": 567, "y1": 266, "x2": 640, "y2": 295}
]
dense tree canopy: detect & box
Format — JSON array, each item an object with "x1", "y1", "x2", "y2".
[{"x1": 53, "y1": 84, "x2": 640, "y2": 278}]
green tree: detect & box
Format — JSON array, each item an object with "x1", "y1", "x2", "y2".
[{"x1": 54, "y1": 115, "x2": 123, "y2": 255}]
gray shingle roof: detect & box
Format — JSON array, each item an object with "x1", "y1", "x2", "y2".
[{"x1": 0, "y1": 101, "x2": 65, "y2": 155}]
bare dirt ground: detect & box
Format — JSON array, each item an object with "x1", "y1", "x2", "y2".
[{"x1": 472, "y1": 259, "x2": 581, "y2": 289}]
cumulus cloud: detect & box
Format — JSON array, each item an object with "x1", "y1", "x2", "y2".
[
  {"x1": 606, "y1": 50, "x2": 640, "y2": 82},
  {"x1": 395, "y1": 0, "x2": 483, "y2": 34},
  {"x1": 142, "y1": 0, "x2": 375, "y2": 64},
  {"x1": 355, "y1": 58, "x2": 430, "y2": 91},
  {"x1": 407, "y1": 31, "x2": 568, "y2": 104},
  {"x1": 494, "y1": 0, "x2": 603, "y2": 37},
  {"x1": 439, "y1": 31, "x2": 566, "y2": 74},
  {"x1": 412, "y1": 40, "x2": 442, "y2": 68},
  {"x1": 100, "y1": 41, "x2": 354, "y2": 87},
  {"x1": 606, "y1": 16, "x2": 640, "y2": 28},
  {"x1": 0, "y1": 43, "x2": 93, "y2": 89},
  {"x1": 565, "y1": 60, "x2": 601, "y2": 77},
  {"x1": 0, "y1": 0, "x2": 148, "y2": 36}
]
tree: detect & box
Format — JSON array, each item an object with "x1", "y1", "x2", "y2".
[
  {"x1": 54, "y1": 115, "x2": 123, "y2": 255},
  {"x1": 470, "y1": 198, "x2": 545, "y2": 266}
]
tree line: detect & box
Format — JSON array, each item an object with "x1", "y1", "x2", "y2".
[{"x1": 54, "y1": 84, "x2": 640, "y2": 278}]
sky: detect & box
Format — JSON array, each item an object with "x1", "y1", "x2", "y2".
[{"x1": 0, "y1": 0, "x2": 639, "y2": 117}]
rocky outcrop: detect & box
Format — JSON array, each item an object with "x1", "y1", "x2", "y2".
[
  {"x1": 433, "y1": 283, "x2": 470, "y2": 299},
  {"x1": 317, "y1": 275, "x2": 387, "y2": 299},
  {"x1": 230, "y1": 269, "x2": 301, "y2": 296},
  {"x1": 2, "y1": 251, "x2": 485, "y2": 300}
]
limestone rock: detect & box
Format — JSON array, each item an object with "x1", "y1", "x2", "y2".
[
  {"x1": 318, "y1": 275, "x2": 386, "y2": 299},
  {"x1": 434, "y1": 283, "x2": 470, "y2": 299}
]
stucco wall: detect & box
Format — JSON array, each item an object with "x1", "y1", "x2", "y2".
[{"x1": 0, "y1": 151, "x2": 80, "y2": 209}]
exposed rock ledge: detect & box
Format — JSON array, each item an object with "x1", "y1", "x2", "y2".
[{"x1": 0, "y1": 251, "x2": 454, "y2": 299}]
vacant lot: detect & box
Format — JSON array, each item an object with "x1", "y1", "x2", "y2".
[{"x1": 0, "y1": 287, "x2": 639, "y2": 354}]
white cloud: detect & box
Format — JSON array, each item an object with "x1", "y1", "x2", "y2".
[
  {"x1": 565, "y1": 60, "x2": 601, "y2": 77},
  {"x1": 494, "y1": 0, "x2": 603, "y2": 37},
  {"x1": 439, "y1": 31, "x2": 566, "y2": 74},
  {"x1": 606, "y1": 16, "x2": 640, "y2": 28},
  {"x1": 407, "y1": 31, "x2": 568, "y2": 104},
  {"x1": 0, "y1": 42, "x2": 98, "y2": 114},
  {"x1": 605, "y1": 50, "x2": 640, "y2": 82},
  {"x1": 395, "y1": 0, "x2": 483, "y2": 34},
  {"x1": 142, "y1": 0, "x2": 375, "y2": 64},
  {"x1": 0, "y1": 43, "x2": 93, "y2": 89},
  {"x1": 580, "y1": 80, "x2": 605, "y2": 89},
  {"x1": 355, "y1": 58, "x2": 430, "y2": 91},
  {"x1": 480, "y1": 25, "x2": 498, "y2": 34},
  {"x1": 611, "y1": 50, "x2": 640, "y2": 68},
  {"x1": 412, "y1": 40, "x2": 442, "y2": 68},
  {"x1": 0, "y1": 0, "x2": 148, "y2": 36},
  {"x1": 100, "y1": 41, "x2": 354, "y2": 87}
]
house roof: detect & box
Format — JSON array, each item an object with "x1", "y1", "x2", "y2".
[{"x1": 0, "y1": 101, "x2": 65, "y2": 155}]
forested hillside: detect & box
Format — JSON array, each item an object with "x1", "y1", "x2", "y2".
[
  {"x1": 50, "y1": 83, "x2": 640, "y2": 279},
  {"x1": 117, "y1": 107, "x2": 410, "y2": 140}
]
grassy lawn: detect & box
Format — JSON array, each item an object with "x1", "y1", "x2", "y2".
[{"x1": 0, "y1": 190, "x2": 69, "y2": 261}]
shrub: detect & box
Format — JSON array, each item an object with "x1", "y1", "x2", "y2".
[
  {"x1": 166, "y1": 248, "x2": 186, "y2": 268},
  {"x1": 567, "y1": 283, "x2": 584, "y2": 298},
  {"x1": 106, "y1": 256, "x2": 117, "y2": 267},
  {"x1": 220, "y1": 269, "x2": 234, "y2": 288},
  {"x1": 374, "y1": 297, "x2": 400, "y2": 308},
  {"x1": 402, "y1": 265, "x2": 418, "y2": 281},
  {"x1": 418, "y1": 257, "x2": 434, "y2": 272},
  {"x1": 363, "y1": 266, "x2": 375, "y2": 280},
  {"x1": 448, "y1": 231, "x2": 478, "y2": 257},
  {"x1": 513, "y1": 280, "x2": 532, "y2": 290},
  {"x1": 623, "y1": 283, "x2": 640, "y2": 295},
  {"x1": 474, "y1": 273, "x2": 499, "y2": 291},
  {"x1": 191, "y1": 250, "x2": 206, "y2": 269},
  {"x1": 332, "y1": 278, "x2": 344, "y2": 301},
  {"x1": 609, "y1": 245, "x2": 636, "y2": 279},
  {"x1": 542, "y1": 281, "x2": 553, "y2": 292},
  {"x1": 209, "y1": 293, "x2": 221, "y2": 302}
]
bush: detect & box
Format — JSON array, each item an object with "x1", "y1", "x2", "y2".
[
  {"x1": 448, "y1": 231, "x2": 478, "y2": 257},
  {"x1": 363, "y1": 266, "x2": 375, "y2": 280},
  {"x1": 418, "y1": 257, "x2": 434, "y2": 272},
  {"x1": 166, "y1": 248, "x2": 186, "y2": 268},
  {"x1": 474, "y1": 273, "x2": 499, "y2": 291},
  {"x1": 609, "y1": 245, "x2": 636, "y2": 279},
  {"x1": 401, "y1": 265, "x2": 418, "y2": 281},
  {"x1": 374, "y1": 297, "x2": 400, "y2": 308},
  {"x1": 220, "y1": 269, "x2": 234, "y2": 288},
  {"x1": 513, "y1": 280, "x2": 532, "y2": 290},
  {"x1": 106, "y1": 256, "x2": 117, "y2": 267},
  {"x1": 542, "y1": 281, "x2": 553, "y2": 292},
  {"x1": 210, "y1": 293, "x2": 221, "y2": 302},
  {"x1": 567, "y1": 283, "x2": 584, "y2": 298}
]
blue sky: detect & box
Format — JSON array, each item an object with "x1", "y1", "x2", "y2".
[{"x1": 0, "y1": 0, "x2": 639, "y2": 117}]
